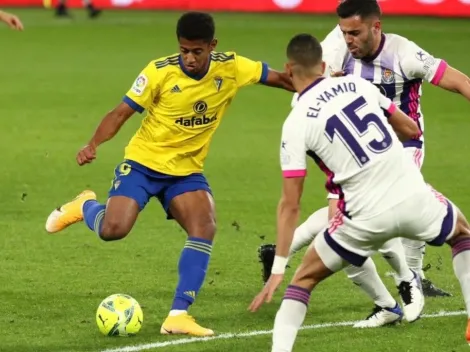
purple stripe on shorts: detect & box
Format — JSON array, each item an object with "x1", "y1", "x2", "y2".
[
  {"x1": 428, "y1": 200, "x2": 454, "y2": 246},
  {"x1": 403, "y1": 140, "x2": 423, "y2": 149},
  {"x1": 323, "y1": 230, "x2": 367, "y2": 267}
]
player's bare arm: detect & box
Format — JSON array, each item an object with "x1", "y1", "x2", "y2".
[
  {"x1": 0, "y1": 10, "x2": 23, "y2": 30},
  {"x1": 77, "y1": 102, "x2": 136, "y2": 165},
  {"x1": 276, "y1": 177, "x2": 305, "y2": 259},
  {"x1": 249, "y1": 176, "x2": 305, "y2": 312},
  {"x1": 436, "y1": 66, "x2": 470, "y2": 99},
  {"x1": 388, "y1": 107, "x2": 421, "y2": 142},
  {"x1": 263, "y1": 69, "x2": 296, "y2": 92}
]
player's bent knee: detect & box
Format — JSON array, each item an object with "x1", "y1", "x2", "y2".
[
  {"x1": 191, "y1": 216, "x2": 216, "y2": 241},
  {"x1": 290, "y1": 238, "x2": 337, "y2": 291},
  {"x1": 344, "y1": 263, "x2": 365, "y2": 279},
  {"x1": 448, "y1": 230, "x2": 470, "y2": 247},
  {"x1": 291, "y1": 273, "x2": 318, "y2": 292},
  {"x1": 100, "y1": 220, "x2": 131, "y2": 241}
]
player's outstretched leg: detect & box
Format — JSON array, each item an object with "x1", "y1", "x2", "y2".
[
  {"x1": 258, "y1": 206, "x2": 329, "y2": 283},
  {"x1": 45, "y1": 190, "x2": 97, "y2": 233},
  {"x1": 443, "y1": 208, "x2": 470, "y2": 343},
  {"x1": 344, "y1": 259, "x2": 403, "y2": 328},
  {"x1": 401, "y1": 238, "x2": 452, "y2": 297},
  {"x1": 378, "y1": 238, "x2": 424, "y2": 322},
  {"x1": 160, "y1": 190, "x2": 216, "y2": 337},
  {"x1": 288, "y1": 207, "x2": 329, "y2": 257},
  {"x1": 46, "y1": 161, "x2": 145, "y2": 239},
  {"x1": 46, "y1": 191, "x2": 140, "y2": 241}
]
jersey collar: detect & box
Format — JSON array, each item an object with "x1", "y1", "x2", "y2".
[
  {"x1": 298, "y1": 77, "x2": 325, "y2": 99},
  {"x1": 178, "y1": 55, "x2": 212, "y2": 81},
  {"x1": 361, "y1": 33, "x2": 386, "y2": 63}
]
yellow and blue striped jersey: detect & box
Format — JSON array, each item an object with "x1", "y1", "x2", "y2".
[{"x1": 123, "y1": 51, "x2": 268, "y2": 176}]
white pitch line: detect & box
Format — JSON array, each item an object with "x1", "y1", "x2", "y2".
[{"x1": 101, "y1": 310, "x2": 466, "y2": 352}]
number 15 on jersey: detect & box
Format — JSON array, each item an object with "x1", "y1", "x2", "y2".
[{"x1": 324, "y1": 96, "x2": 393, "y2": 167}]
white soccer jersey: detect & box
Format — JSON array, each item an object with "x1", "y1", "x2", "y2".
[
  {"x1": 280, "y1": 75, "x2": 427, "y2": 218},
  {"x1": 321, "y1": 25, "x2": 348, "y2": 77},
  {"x1": 322, "y1": 30, "x2": 448, "y2": 149}
]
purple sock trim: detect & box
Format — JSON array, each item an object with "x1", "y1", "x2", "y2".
[
  {"x1": 283, "y1": 285, "x2": 311, "y2": 306},
  {"x1": 452, "y1": 237, "x2": 470, "y2": 258}
]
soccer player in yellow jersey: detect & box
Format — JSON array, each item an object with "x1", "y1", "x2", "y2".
[{"x1": 45, "y1": 11, "x2": 294, "y2": 336}]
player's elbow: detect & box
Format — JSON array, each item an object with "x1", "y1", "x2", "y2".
[
  {"x1": 456, "y1": 76, "x2": 470, "y2": 99},
  {"x1": 406, "y1": 121, "x2": 421, "y2": 140},
  {"x1": 390, "y1": 111, "x2": 421, "y2": 142},
  {"x1": 397, "y1": 124, "x2": 421, "y2": 142},
  {"x1": 438, "y1": 67, "x2": 470, "y2": 97}
]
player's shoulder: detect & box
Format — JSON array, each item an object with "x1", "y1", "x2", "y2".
[
  {"x1": 151, "y1": 53, "x2": 180, "y2": 72},
  {"x1": 324, "y1": 75, "x2": 371, "y2": 89},
  {"x1": 208, "y1": 51, "x2": 238, "y2": 76},
  {"x1": 211, "y1": 51, "x2": 236, "y2": 63},
  {"x1": 384, "y1": 33, "x2": 417, "y2": 53},
  {"x1": 210, "y1": 51, "x2": 257, "y2": 78},
  {"x1": 283, "y1": 105, "x2": 304, "y2": 130},
  {"x1": 384, "y1": 32, "x2": 409, "y2": 43}
]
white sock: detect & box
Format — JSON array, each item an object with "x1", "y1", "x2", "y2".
[
  {"x1": 289, "y1": 207, "x2": 328, "y2": 257},
  {"x1": 272, "y1": 286, "x2": 310, "y2": 352},
  {"x1": 169, "y1": 309, "x2": 186, "y2": 316},
  {"x1": 379, "y1": 238, "x2": 414, "y2": 283},
  {"x1": 451, "y1": 237, "x2": 470, "y2": 318},
  {"x1": 401, "y1": 238, "x2": 426, "y2": 279},
  {"x1": 344, "y1": 258, "x2": 396, "y2": 308}
]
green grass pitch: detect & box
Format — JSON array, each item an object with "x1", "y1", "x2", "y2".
[{"x1": 1, "y1": 9, "x2": 470, "y2": 352}]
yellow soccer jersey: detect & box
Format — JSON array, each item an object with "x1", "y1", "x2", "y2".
[{"x1": 123, "y1": 52, "x2": 268, "y2": 176}]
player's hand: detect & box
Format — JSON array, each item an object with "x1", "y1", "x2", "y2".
[
  {"x1": 248, "y1": 273, "x2": 284, "y2": 312},
  {"x1": 76, "y1": 144, "x2": 96, "y2": 165},
  {"x1": 0, "y1": 11, "x2": 24, "y2": 31},
  {"x1": 330, "y1": 70, "x2": 345, "y2": 77}
]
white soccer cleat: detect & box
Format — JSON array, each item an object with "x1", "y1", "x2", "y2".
[
  {"x1": 353, "y1": 303, "x2": 403, "y2": 328},
  {"x1": 397, "y1": 270, "x2": 425, "y2": 322}
]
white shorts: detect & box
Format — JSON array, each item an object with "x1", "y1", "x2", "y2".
[
  {"x1": 403, "y1": 145, "x2": 425, "y2": 170},
  {"x1": 315, "y1": 186, "x2": 457, "y2": 271}
]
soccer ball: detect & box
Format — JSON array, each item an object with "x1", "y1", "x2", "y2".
[{"x1": 96, "y1": 294, "x2": 143, "y2": 336}]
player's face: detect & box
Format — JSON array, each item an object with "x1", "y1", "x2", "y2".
[
  {"x1": 339, "y1": 16, "x2": 381, "y2": 59},
  {"x1": 178, "y1": 37, "x2": 217, "y2": 74}
]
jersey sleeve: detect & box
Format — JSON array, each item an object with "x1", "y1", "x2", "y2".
[
  {"x1": 235, "y1": 55, "x2": 269, "y2": 88},
  {"x1": 399, "y1": 39, "x2": 448, "y2": 85},
  {"x1": 280, "y1": 111, "x2": 308, "y2": 178},
  {"x1": 123, "y1": 61, "x2": 161, "y2": 113},
  {"x1": 321, "y1": 25, "x2": 347, "y2": 77}
]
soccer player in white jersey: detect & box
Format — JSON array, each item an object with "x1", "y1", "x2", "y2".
[
  {"x1": 259, "y1": 1, "x2": 424, "y2": 327},
  {"x1": 249, "y1": 33, "x2": 470, "y2": 350},
  {"x1": 259, "y1": 0, "x2": 470, "y2": 327}
]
